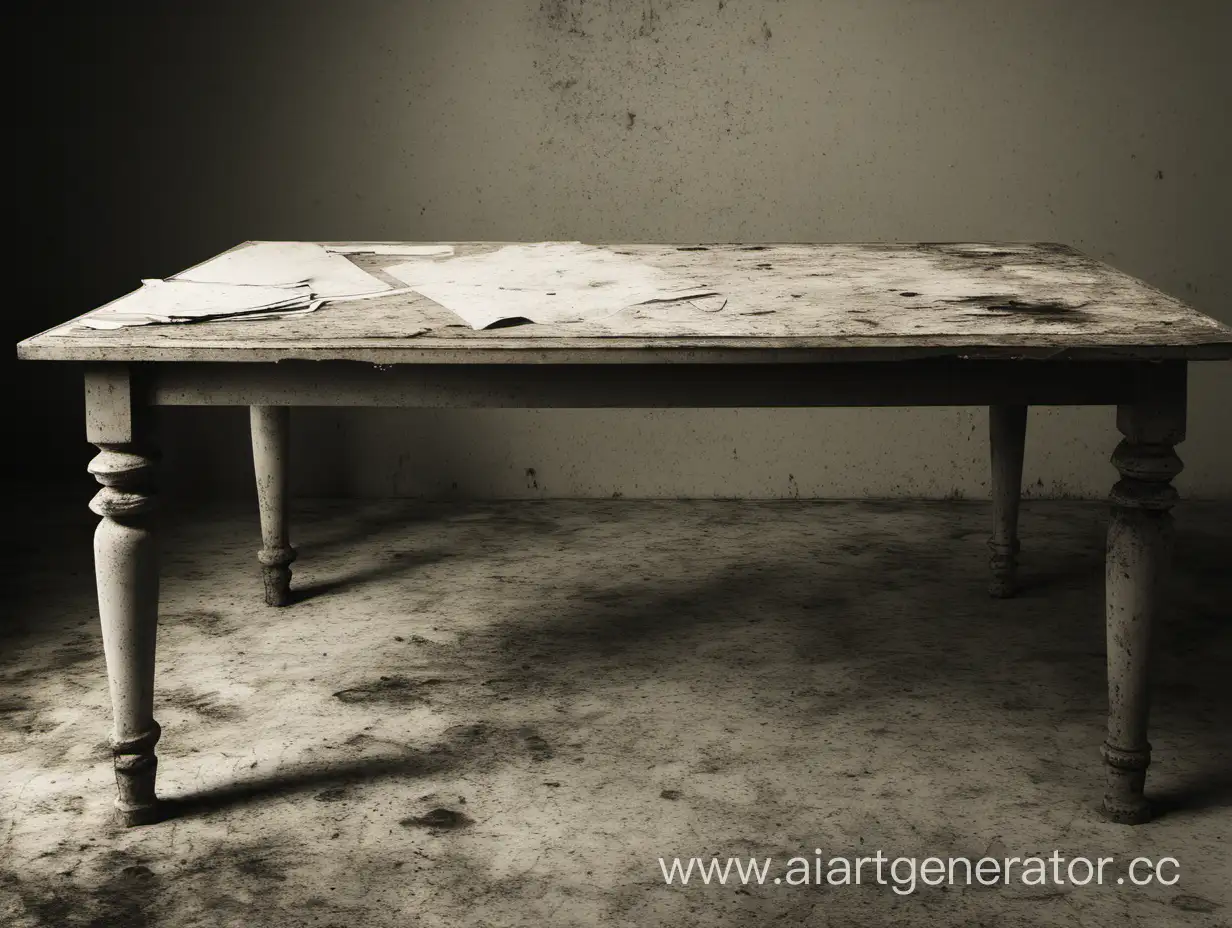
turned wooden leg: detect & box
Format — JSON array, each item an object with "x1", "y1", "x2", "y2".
[
  {"x1": 1102, "y1": 387, "x2": 1185, "y2": 824},
  {"x1": 250, "y1": 405, "x2": 296, "y2": 606},
  {"x1": 86, "y1": 366, "x2": 161, "y2": 826},
  {"x1": 988, "y1": 404, "x2": 1027, "y2": 597}
]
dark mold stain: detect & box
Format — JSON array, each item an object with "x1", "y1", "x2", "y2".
[
  {"x1": 942, "y1": 295, "x2": 1089, "y2": 316},
  {"x1": 332, "y1": 675, "x2": 444, "y2": 706},
  {"x1": 166, "y1": 610, "x2": 229, "y2": 636},
  {"x1": 521, "y1": 727, "x2": 554, "y2": 761},
  {"x1": 739, "y1": 245, "x2": 769, "y2": 251},
  {"x1": 400, "y1": 808, "x2": 473, "y2": 830},
  {"x1": 162, "y1": 688, "x2": 240, "y2": 722},
  {"x1": 754, "y1": 263, "x2": 773, "y2": 269},
  {"x1": 660, "y1": 788, "x2": 682, "y2": 800},
  {"x1": 1170, "y1": 894, "x2": 1219, "y2": 913},
  {"x1": 234, "y1": 855, "x2": 288, "y2": 881},
  {"x1": 0, "y1": 696, "x2": 30, "y2": 714},
  {"x1": 625, "y1": 111, "x2": 636, "y2": 129},
  {"x1": 539, "y1": 0, "x2": 588, "y2": 36},
  {"x1": 313, "y1": 786, "x2": 350, "y2": 803},
  {"x1": 899, "y1": 291, "x2": 920, "y2": 297},
  {"x1": 638, "y1": 4, "x2": 658, "y2": 36},
  {"x1": 1156, "y1": 169, "x2": 1164, "y2": 180},
  {"x1": 526, "y1": 467, "x2": 539, "y2": 490},
  {"x1": 548, "y1": 77, "x2": 577, "y2": 92},
  {"x1": 924, "y1": 242, "x2": 1090, "y2": 279},
  {"x1": 676, "y1": 246, "x2": 709, "y2": 251},
  {"x1": 761, "y1": 22, "x2": 772, "y2": 41}
]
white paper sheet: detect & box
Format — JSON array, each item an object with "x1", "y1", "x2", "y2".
[
  {"x1": 78, "y1": 241, "x2": 402, "y2": 328},
  {"x1": 79, "y1": 279, "x2": 319, "y2": 329},
  {"x1": 325, "y1": 243, "x2": 455, "y2": 257},
  {"x1": 175, "y1": 241, "x2": 392, "y2": 298},
  {"x1": 385, "y1": 242, "x2": 717, "y2": 329},
  {"x1": 78, "y1": 280, "x2": 421, "y2": 329}
]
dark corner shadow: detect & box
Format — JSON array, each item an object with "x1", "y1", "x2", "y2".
[
  {"x1": 472, "y1": 506, "x2": 1230, "y2": 742},
  {"x1": 1149, "y1": 769, "x2": 1232, "y2": 819},
  {"x1": 1012, "y1": 564, "x2": 1102, "y2": 598},
  {"x1": 155, "y1": 745, "x2": 451, "y2": 824},
  {"x1": 288, "y1": 547, "x2": 457, "y2": 603},
  {"x1": 289, "y1": 499, "x2": 444, "y2": 559}
]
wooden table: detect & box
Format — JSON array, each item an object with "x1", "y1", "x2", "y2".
[{"x1": 16, "y1": 241, "x2": 1232, "y2": 828}]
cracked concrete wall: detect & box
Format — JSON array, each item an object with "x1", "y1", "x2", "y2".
[{"x1": 17, "y1": 1, "x2": 1232, "y2": 498}]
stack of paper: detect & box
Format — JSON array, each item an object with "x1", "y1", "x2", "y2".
[
  {"x1": 385, "y1": 242, "x2": 718, "y2": 329},
  {"x1": 173, "y1": 241, "x2": 394, "y2": 299},
  {"x1": 80, "y1": 280, "x2": 322, "y2": 330},
  {"x1": 77, "y1": 241, "x2": 721, "y2": 331},
  {"x1": 79, "y1": 241, "x2": 445, "y2": 329}
]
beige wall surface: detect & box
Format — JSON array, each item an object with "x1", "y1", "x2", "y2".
[{"x1": 21, "y1": 1, "x2": 1232, "y2": 498}]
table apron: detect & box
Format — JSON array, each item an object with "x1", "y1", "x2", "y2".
[{"x1": 136, "y1": 359, "x2": 1186, "y2": 409}]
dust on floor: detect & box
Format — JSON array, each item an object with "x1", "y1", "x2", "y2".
[{"x1": 2, "y1": 499, "x2": 1230, "y2": 927}]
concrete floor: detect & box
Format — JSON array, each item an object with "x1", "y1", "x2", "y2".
[{"x1": 2, "y1": 498, "x2": 1229, "y2": 927}]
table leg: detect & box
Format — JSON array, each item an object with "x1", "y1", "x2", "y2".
[
  {"x1": 1102, "y1": 396, "x2": 1185, "y2": 824},
  {"x1": 250, "y1": 405, "x2": 295, "y2": 606},
  {"x1": 988, "y1": 404, "x2": 1027, "y2": 597},
  {"x1": 86, "y1": 367, "x2": 161, "y2": 826}
]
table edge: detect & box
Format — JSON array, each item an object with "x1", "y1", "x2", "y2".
[{"x1": 17, "y1": 338, "x2": 1232, "y2": 364}]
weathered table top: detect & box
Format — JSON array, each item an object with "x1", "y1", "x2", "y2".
[{"x1": 17, "y1": 242, "x2": 1232, "y2": 363}]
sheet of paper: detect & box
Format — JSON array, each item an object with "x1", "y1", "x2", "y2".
[
  {"x1": 75, "y1": 241, "x2": 408, "y2": 329},
  {"x1": 79, "y1": 279, "x2": 318, "y2": 329},
  {"x1": 384, "y1": 242, "x2": 717, "y2": 329},
  {"x1": 325, "y1": 243, "x2": 455, "y2": 257},
  {"x1": 76, "y1": 281, "x2": 420, "y2": 329},
  {"x1": 175, "y1": 241, "x2": 392, "y2": 298}
]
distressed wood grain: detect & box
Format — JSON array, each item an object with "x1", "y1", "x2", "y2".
[
  {"x1": 1102, "y1": 379, "x2": 1187, "y2": 824},
  {"x1": 250, "y1": 406, "x2": 296, "y2": 606},
  {"x1": 85, "y1": 365, "x2": 163, "y2": 826},
  {"x1": 18, "y1": 243, "x2": 1232, "y2": 363},
  {"x1": 988, "y1": 404, "x2": 1027, "y2": 597}
]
